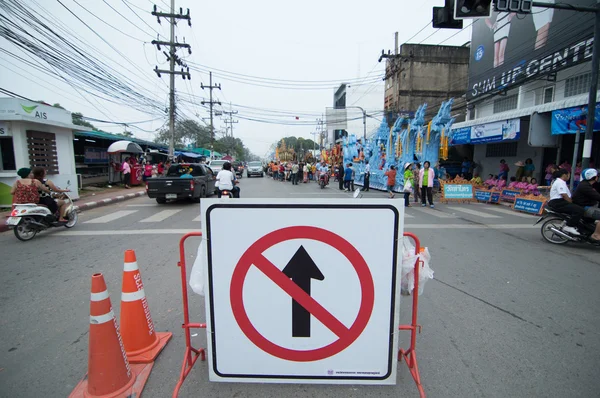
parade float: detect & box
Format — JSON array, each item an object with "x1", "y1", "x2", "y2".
[{"x1": 345, "y1": 99, "x2": 456, "y2": 192}]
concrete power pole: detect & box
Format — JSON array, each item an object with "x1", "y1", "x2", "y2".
[
  {"x1": 151, "y1": 2, "x2": 192, "y2": 159},
  {"x1": 222, "y1": 102, "x2": 238, "y2": 138},
  {"x1": 201, "y1": 72, "x2": 221, "y2": 159}
]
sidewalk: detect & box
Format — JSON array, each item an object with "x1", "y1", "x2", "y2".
[{"x1": 1, "y1": 186, "x2": 146, "y2": 233}]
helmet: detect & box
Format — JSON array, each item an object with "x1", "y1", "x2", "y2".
[{"x1": 582, "y1": 168, "x2": 598, "y2": 181}]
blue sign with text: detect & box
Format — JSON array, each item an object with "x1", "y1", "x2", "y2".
[
  {"x1": 450, "y1": 127, "x2": 472, "y2": 145},
  {"x1": 444, "y1": 184, "x2": 474, "y2": 200},
  {"x1": 489, "y1": 192, "x2": 500, "y2": 203},
  {"x1": 475, "y1": 190, "x2": 492, "y2": 201},
  {"x1": 551, "y1": 103, "x2": 600, "y2": 135},
  {"x1": 514, "y1": 198, "x2": 544, "y2": 215}
]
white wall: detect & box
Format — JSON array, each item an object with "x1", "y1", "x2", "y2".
[{"x1": 473, "y1": 121, "x2": 544, "y2": 182}]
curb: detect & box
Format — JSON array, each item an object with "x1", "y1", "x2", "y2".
[{"x1": 1, "y1": 191, "x2": 146, "y2": 233}]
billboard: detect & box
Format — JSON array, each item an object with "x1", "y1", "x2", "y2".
[
  {"x1": 449, "y1": 118, "x2": 521, "y2": 145},
  {"x1": 467, "y1": 1, "x2": 596, "y2": 101}
]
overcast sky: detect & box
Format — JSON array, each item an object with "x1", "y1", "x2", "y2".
[{"x1": 0, "y1": 0, "x2": 471, "y2": 156}]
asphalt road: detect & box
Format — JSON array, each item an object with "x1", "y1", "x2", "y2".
[{"x1": 0, "y1": 175, "x2": 599, "y2": 398}]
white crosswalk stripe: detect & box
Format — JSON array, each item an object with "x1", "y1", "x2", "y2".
[
  {"x1": 447, "y1": 206, "x2": 502, "y2": 219},
  {"x1": 140, "y1": 209, "x2": 182, "y2": 223},
  {"x1": 411, "y1": 207, "x2": 455, "y2": 218},
  {"x1": 85, "y1": 210, "x2": 138, "y2": 224},
  {"x1": 193, "y1": 214, "x2": 202, "y2": 222},
  {"x1": 404, "y1": 213, "x2": 415, "y2": 218}
]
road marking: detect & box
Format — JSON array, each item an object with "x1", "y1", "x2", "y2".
[
  {"x1": 84, "y1": 210, "x2": 138, "y2": 224},
  {"x1": 126, "y1": 204, "x2": 157, "y2": 207},
  {"x1": 410, "y1": 207, "x2": 455, "y2": 218},
  {"x1": 482, "y1": 206, "x2": 535, "y2": 218},
  {"x1": 50, "y1": 224, "x2": 538, "y2": 236},
  {"x1": 193, "y1": 214, "x2": 202, "y2": 222},
  {"x1": 404, "y1": 213, "x2": 415, "y2": 218},
  {"x1": 447, "y1": 206, "x2": 502, "y2": 218},
  {"x1": 140, "y1": 209, "x2": 182, "y2": 223}
]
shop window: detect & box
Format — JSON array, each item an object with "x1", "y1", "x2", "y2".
[
  {"x1": 485, "y1": 142, "x2": 518, "y2": 158},
  {"x1": 27, "y1": 130, "x2": 59, "y2": 174},
  {"x1": 493, "y1": 95, "x2": 518, "y2": 114},
  {"x1": 543, "y1": 86, "x2": 554, "y2": 104},
  {"x1": 0, "y1": 137, "x2": 17, "y2": 171},
  {"x1": 564, "y1": 72, "x2": 591, "y2": 98}
]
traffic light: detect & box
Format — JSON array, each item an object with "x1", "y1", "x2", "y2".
[
  {"x1": 454, "y1": 0, "x2": 493, "y2": 19},
  {"x1": 432, "y1": 0, "x2": 463, "y2": 29}
]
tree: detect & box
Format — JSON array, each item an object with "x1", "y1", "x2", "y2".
[
  {"x1": 52, "y1": 103, "x2": 65, "y2": 109},
  {"x1": 276, "y1": 136, "x2": 317, "y2": 154},
  {"x1": 154, "y1": 119, "x2": 211, "y2": 148},
  {"x1": 118, "y1": 130, "x2": 134, "y2": 138},
  {"x1": 72, "y1": 112, "x2": 97, "y2": 130}
]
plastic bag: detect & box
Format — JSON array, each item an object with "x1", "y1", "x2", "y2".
[
  {"x1": 401, "y1": 237, "x2": 434, "y2": 296},
  {"x1": 189, "y1": 239, "x2": 206, "y2": 296}
]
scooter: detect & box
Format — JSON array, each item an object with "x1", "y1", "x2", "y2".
[
  {"x1": 319, "y1": 173, "x2": 329, "y2": 189},
  {"x1": 6, "y1": 185, "x2": 78, "y2": 241},
  {"x1": 535, "y1": 208, "x2": 599, "y2": 246}
]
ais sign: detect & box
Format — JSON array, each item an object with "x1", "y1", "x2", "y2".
[{"x1": 468, "y1": 1, "x2": 596, "y2": 100}]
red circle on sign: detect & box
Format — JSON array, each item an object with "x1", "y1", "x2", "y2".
[{"x1": 230, "y1": 226, "x2": 375, "y2": 362}]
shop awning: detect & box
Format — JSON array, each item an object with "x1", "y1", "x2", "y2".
[
  {"x1": 452, "y1": 92, "x2": 598, "y2": 130},
  {"x1": 180, "y1": 151, "x2": 204, "y2": 159}
]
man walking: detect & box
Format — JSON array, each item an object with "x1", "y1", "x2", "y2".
[
  {"x1": 344, "y1": 163, "x2": 353, "y2": 191},
  {"x1": 362, "y1": 161, "x2": 370, "y2": 191},
  {"x1": 291, "y1": 162, "x2": 299, "y2": 185},
  {"x1": 338, "y1": 161, "x2": 345, "y2": 190}
]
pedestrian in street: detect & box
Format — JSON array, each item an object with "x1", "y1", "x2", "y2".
[
  {"x1": 279, "y1": 163, "x2": 285, "y2": 181},
  {"x1": 338, "y1": 161, "x2": 345, "y2": 190},
  {"x1": 362, "y1": 161, "x2": 370, "y2": 191},
  {"x1": 344, "y1": 163, "x2": 353, "y2": 191},
  {"x1": 384, "y1": 165, "x2": 397, "y2": 199},
  {"x1": 349, "y1": 163, "x2": 355, "y2": 191},
  {"x1": 122, "y1": 157, "x2": 131, "y2": 189},
  {"x1": 403, "y1": 162, "x2": 413, "y2": 207},
  {"x1": 291, "y1": 162, "x2": 299, "y2": 185},
  {"x1": 303, "y1": 163, "x2": 309, "y2": 183},
  {"x1": 419, "y1": 161, "x2": 435, "y2": 208},
  {"x1": 413, "y1": 163, "x2": 421, "y2": 203}
]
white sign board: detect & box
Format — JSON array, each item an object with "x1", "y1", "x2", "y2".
[{"x1": 200, "y1": 199, "x2": 403, "y2": 384}]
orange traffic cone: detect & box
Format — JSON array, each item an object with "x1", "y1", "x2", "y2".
[
  {"x1": 70, "y1": 273, "x2": 153, "y2": 398},
  {"x1": 120, "y1": 250, "x2": 172, "y2": 363}
]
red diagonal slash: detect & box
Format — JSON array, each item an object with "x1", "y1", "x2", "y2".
[{"x1": 253, "y1": 254, "x2": 349, "y2": 338}]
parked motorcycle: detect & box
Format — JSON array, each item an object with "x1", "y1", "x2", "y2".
[
  {"x1": 535, "y1": 208, "x2": 599, "y2": 246},
  {"x1": 6, "y1": 185, "x2": 78, "y2": 241}
]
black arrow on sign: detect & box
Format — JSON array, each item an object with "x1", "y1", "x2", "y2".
[{"x1": 282, "y1": 245, "x2": 324, "y2": 338}]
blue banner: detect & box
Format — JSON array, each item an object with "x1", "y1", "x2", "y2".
[
  {"x1": 489, "y1": 192, "x2": 501, "y2": 203},
  {"x1": 551, "y1": 103, "x2": 600, "y2": 135},
  {"x1": 443, "y1": 184, "x2": 474, "y2": 200},
  {"x1": 501, "y1": 189, "x2": 521, "y2": 201},
  {"x1": 514, "y1": 198, "x2": 545, "y2": 215},
  {"x1": 450, "y1": 127, "x2": 471, "y2": 145},
  {"x1": 470, "y1": 119, "x2": 520, "y2": 144},
  {"x1": 475, "y1": 189, "x2": 492, "y2": 202}
]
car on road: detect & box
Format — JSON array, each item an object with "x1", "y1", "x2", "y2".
[
  {"x1": 146, "y1": 163, "x2": 216, "y2": 204},
  {"x1": 207, "y1": 159, "x2": 228, "y2": 174},
  {"x1": 232, "y1": 162, "x2": 245, "y2": 178},
  {"x1": 246, "y1": 161, "x2": 264, "y2": 177}
]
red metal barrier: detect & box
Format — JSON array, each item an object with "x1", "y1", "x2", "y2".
[
  {"x1": 172, "y1": 231, "x2": 425, "y2": 397},
  {"x1": 173, "y1": 232, "x2": 205, "y2": 398}
]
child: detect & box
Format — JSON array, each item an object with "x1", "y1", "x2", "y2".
[
  {"x1": 526, "y1": 178, "x2": 540, "y2": 196},
  {"x1": 508, "y1": 176, "x2": 518, "y2": 189},
  {"x1": 484, "y1": 174, "x2": 495, "y2": 187},
  {"x1": 494, "y1": 175, "x2": 507, "y2": 190},
  {"x1": 470, "y1": 173, "x2": 483, "y2": 185},
  {"x1": 515, "y1": 176, "x2": 529, "y2": 190}
]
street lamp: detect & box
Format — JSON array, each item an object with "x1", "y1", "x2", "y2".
[{"x1": 344, "y1": 106, "x2": 367, "y2": 141}]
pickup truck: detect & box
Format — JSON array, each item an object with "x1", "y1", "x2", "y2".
[{"x1": 146, "y1": 163, "x2": 216, "y2": 204}]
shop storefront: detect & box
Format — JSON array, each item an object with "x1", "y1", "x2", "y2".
[{"x1": 0, "y1": 98, "x2": 81, "y2": 207}]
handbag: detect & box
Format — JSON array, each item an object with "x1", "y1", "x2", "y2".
[{"x1": 403, "y1": 179, "x2": 413, "y2": 193}]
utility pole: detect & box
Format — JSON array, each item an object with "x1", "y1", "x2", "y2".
[
  {"x1": 151, "y1": 3, "x2": 192, "y2": 159},
  {"x1": 201, "y1": 72, "x2": 221, "y2": 159},
  {"x1": 379, "y1": 32, "x2": 403, "y2": 120},
  {"x1": 222, "y1": 102, "x2": 239, "y2": 138}
]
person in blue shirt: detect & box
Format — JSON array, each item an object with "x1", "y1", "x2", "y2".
[
  {"x1": 461, "y1": 157, "x2": 472, "y2": 180},
  {"x1": 344, "y1": 163, "x2": 353, "y2": 191},
  {"x1": 180, "y1": 168, "x2": 193, "y2": 178}
]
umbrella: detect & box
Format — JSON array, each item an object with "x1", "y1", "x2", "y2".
[{"x1": 107, "y1": 140, "x2": 143, "y2": 154}]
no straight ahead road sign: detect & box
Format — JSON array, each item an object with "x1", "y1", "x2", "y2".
[{"x1": 200, "y1": 199, "x2": 403, "y2": 385}]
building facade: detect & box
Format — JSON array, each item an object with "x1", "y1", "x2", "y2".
[
  {"x1": 450, "y1": 2, "x2": 598, "y2": 182},
  {"x1": 384, "y1": 43, "x2": 470, "y2": 123}
]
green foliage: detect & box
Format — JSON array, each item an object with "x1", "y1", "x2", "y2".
[
  {"x1": 72, "y1": 112, "x2": 97, "y2": 130},
  {"x1": 154, "y1": 119, "x2": 211, "y2": 148},
  {"x1": 277, "y1": 136, "x2": 318, "y2": 154}
]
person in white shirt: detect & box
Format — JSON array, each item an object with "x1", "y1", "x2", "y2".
[
  {"x1": 362, "y1": 161, "x2": 371, "y2": 192},
  {"x1": 216, "y1": 162, "x2": 237, "y2": 197},
  {"x1": 548, "y1": 168, "x2": 584, "y2": 236}
]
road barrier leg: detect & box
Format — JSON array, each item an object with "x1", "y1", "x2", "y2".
[{"x1": 173, "y1": 232, "x2": 206, "y2": 398}]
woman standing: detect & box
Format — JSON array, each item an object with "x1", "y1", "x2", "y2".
[
  {"x1": 403, "y1": 162, "x2": 413, "y2": 207},
  {"x1": 122, "y1": 157, "x2": 131, "y2": 188},
  {"x1": 384, "y1": 165, "x2": 397, "y2": 199},
  {"x1": 413, "y1": 163, "x2": 421, "y2": 203},
  {"x1": 524, "y1": 158, "x2": 535, "y2": 178},
  {"x1": 303, "y1": 163, "x2": 309, "y2": 183},
  {"x1": 419, "y1": 161, "x2": 435, "y2": 208}
]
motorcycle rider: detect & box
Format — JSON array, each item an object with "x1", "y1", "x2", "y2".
[
  {"x1": 319, "y1": 161, "x2": 330, "y2": 185},
  {"x1": 32, "y1": 167, "x2": 71, "y2": 222},
  {"x1": 548, "y1": 168, "x2": 585, "y2": 236},
  {"x1": 572, "y1": 168, "x2": 600, "y2": 242},
  {"x1": 215, "y1": 162, "x2": 239, "y2": 198}
]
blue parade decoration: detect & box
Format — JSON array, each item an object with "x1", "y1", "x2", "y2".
[{"x1": 346, "y1": 99, "x2": 457, "y2": 192}]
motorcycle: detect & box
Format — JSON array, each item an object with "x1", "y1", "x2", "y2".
[
  {"x1": 319, "y1": 173, "x2": 329, "y2": 189},
  {"x1": 218, "y1": 189, "x2": 234, "y2": 199},
  {"x1": 535, "y1": 208, "x2": 599, "y2": 246},
  {"x1": 6, "y1": 185, "x2": 78, "y2": 241}
]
